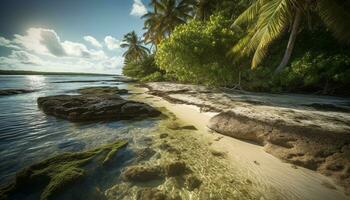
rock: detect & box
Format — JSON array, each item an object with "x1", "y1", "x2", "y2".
[
  {"x1": 185, "y1": 175, "x2": 202, "y2": 191},
  {"x1": 214, "y1": 136, "x2": 223, "y2": 141},
  {"x1": 160, "y1": 133, "x2": 169, "y2": 139},
  {"x1": 135, "y1": 148, "x2": 156, "y2": 161},
  {"x1": 105, "y1": 183, "x2": 132, "y2": 199},
  {"x1": 321, "y1": 181, "x2": 337, "y2": 190},
  {"x1": 0, "y1": 140, "x2": 127, "y2": 200},
  {"x1": 158, "y1": 143, "x2": 179, "y2": 154},
  {"x1": 136, "y1": 188, "x2": 171, "y2": 200},
  {"x1": 210, "y1": 149, "x2": 226, "y2": 157},
  {"x1": 0, "y1": 89, "x2": 37, "y2": 96},
  {"x1": 90, "y1": 187, "x2": 107, "y2": 200},
  {"x1": 181, "y1": 125, "x2": 197, "y2": 130},
  {"x1": 138, "y1": 137, "x2": 153, "y2": 146},
  {"x1": 37, "y1": 95, "x2": 161, "y2": 121},
  {"x1": 302, "y1": 103, "x2": 350, "y2": 113},
  {"x1": 78, "y1": 86, "x2": 128, "y2": 95},
  {"x1": 208, "y1": 110, "x2": 350, "y2": 192},
  {"x1": 166, "y1": 121, "x2": 197, "y2": 131},
  {"x1": 164, "y1": 161, "x2": 187, "y2": 177},
  {"x1": 122, "y1": 165, "x2": 163, "y2": 182}
]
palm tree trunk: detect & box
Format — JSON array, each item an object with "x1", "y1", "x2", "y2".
[{"x1": 275, "y1": 8, "x2": 302, "y2": 73}]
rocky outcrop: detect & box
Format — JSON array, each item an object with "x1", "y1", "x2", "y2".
[
  {"x1": 136, "y1": 188, "x2": 173, "y2": 200},
  {"x1": 0, "y1": 89, "x2": 37, "y2": 96},
  {"x1": 122, "y1": 165, "x2": 164, "y2": 182},
  {"x1": 164, "y1": 161, "x2": 187, "y2": 177},
  {"x1": 78, "y1": 86, "x2": 128, "y2": 95},
  {"x1": 208, "y1": 111, "x2": 350, "y2": 194},
  {"x1": 37, "y1": 94, "x2": 160, "y2": 121},
  {"x1": 142, "y1": 82, "x2": 350, "y2": 194},
  {"x1": 185, "y1": 175, "x2": 202, "y2": 191}
]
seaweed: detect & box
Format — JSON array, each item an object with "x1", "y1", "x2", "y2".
[{"x1": 0, "y1": 140, "x2": 128, "y2": 200}]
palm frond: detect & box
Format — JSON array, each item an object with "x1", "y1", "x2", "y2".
[
  {"x1": 233, "y1": 0, "x2": 263, "y2": 27},
  {"x1": 251, "y1": 0, "x2": 293, "y2": 68},
  {"x1": 317, "y1": 0, "x2": 350, "y2": 43}
]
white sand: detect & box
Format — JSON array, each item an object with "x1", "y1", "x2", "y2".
[{"x1": 128, "y1": 84, "x2": 350, "y2": 200}]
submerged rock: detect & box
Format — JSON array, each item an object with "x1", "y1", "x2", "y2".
[
  {"x1": 0, "y1": 89, "x2": 37, "y2": 96},
  {"x1": 164, "y1": 161, "x2": 187, "y2": 177},
  {"x1": 122, "y1": 165, "x2": 163, "y2": 182},
  {"x1": 185, "y1": 175, "x2": 202, "y2": 191},
  {"x1": 158, "y1": 142, "x2": 179, "y2": 154},
  {"x1": 78, "y1": 86, "x2": 128, "y2": 95},
  {"x1": 135, "y1": 147, "x2": 157, "y2": 161},
  {"x1": 136, "y1": 188, "x2": 172, "y2": 200},
  {"x1": 37, "y1": 95, "x2": 161, "y2": 121},
  {"x1": 159, "y1": 133, "x2": 169, "y2": 139},
  {"x1": 0, "y1": 140, "x2": 128, "y2": 200}
]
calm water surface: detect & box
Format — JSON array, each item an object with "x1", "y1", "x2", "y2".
[{"x1": 0, "y1": 75, "x2": 157, "y2": 185}]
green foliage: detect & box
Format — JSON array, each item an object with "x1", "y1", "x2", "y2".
[
  {"x1": 122, "y1": 55, "x2": 162, "y2": 80},
  {"x1": 276, "y1": 52, "x2": 350, "y2": 95},
  {"x1": 156, "y1": 14, "x2": 240, "y2": 86},
  {"x1": 236, "y1": 28, "x2": 350, "y2": 96},
  {"x1": 232, "y1": 0, "x2": 350, "y2": 69},
  {"x1": 143, "y1": 0, "x2": 193, "y2": 46},
  {"x1": 140, "y1": 71, "x2": 166, "y2": 82}
]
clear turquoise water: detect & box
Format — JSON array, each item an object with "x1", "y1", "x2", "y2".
[{"x1": 0, "y1": 75, "x2": 156, "y2": 185}]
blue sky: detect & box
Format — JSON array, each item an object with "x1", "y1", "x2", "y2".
[{"x1": 0, "y1": 0, "x2": 151, "y2": 74}]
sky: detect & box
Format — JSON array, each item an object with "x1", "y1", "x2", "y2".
[{"x1": 0, "y1": 0, "x2": 151, "y2": 74}]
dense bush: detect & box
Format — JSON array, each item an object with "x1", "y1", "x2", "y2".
[
  {"x1": 140, "y1": 71, "x2": 165, "y2": 82},
  {"x1": 276, "y1": 53, "x2": 350, "y2": 95},
  {"x1": 122, "y1": 55, "x2": 163, "y2": 80},
  {"x1": 240, "y1": 29, "x2": 350, "y2": 96},
  {"x1": 156, "y1": 14, "x2": 240, "y2": 86}
]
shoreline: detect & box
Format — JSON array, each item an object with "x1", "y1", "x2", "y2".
[{"x1": 130, "y1": 82, "x2": 350, "y2": 198}]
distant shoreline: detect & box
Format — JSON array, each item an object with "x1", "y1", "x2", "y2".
[{"x1": 0, "y1": 70, "x2": 115, "y2": 76}]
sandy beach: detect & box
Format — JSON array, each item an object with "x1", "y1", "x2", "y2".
[{"x1": 128, "y1": 83, "x2": 350, "y2": 200}]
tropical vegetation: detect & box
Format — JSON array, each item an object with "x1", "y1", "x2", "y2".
[
  {"x1": 121, "y1": 0, "x2": 350, "y2": 96},
  {"x1": 231, "y1": 0, "x2": 350, "y2": 73},
  {"x1": 121, "y1": 31, "x2": 149, "y2": 63}
]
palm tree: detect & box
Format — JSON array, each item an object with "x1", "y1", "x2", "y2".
[
  {"x1": 231, "y1": 0, "x2": 350, "y2": 73},
  {"x1": 142, "y1": 0, "x2": 193, "y2": 46},
  {"x1": 149, "y1": 0, "x2": 161, "y2": 13},
  {"x1": 192, "y1": 0, "x2": 218, "y2": 21},
  {"x1": 121, "y1": 31, "x2": 149, "y2": 63}
]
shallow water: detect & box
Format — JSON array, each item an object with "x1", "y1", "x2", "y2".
[{"x1": 0, "y1": 75, "x2": 139, "y2": 184}]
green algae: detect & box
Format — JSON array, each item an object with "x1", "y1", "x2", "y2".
[{"x1": 0, "y1": 140, "x2": 128, "y2": 200}]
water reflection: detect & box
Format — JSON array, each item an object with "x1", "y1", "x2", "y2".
[{"x1": 25, "y1": 75, "x2": 46, "y2": 89}]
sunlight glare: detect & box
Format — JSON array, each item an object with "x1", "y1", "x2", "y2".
[{"x1": 26, "y1": 75, "x2": 46, "y2": 89}]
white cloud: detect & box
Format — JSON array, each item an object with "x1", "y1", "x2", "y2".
[
  {"x1": 13, "y1": 28, "x2": 48, "y2": 55},
  {"x1": 0, "y1": 28, "x2": 123, "y2": 74},
  {"x1": 62, "y1": 41, "x2": 91, "y2": 58},
  {"x1": 84, "y1": 36, "x2": 102, "y2": 48},
  {"x1": 130, "y1": 0, "x2": 147, "y2": 17},
  {"x1": 9, "y1": 28, "x2": 108, "y2": 60},
  {"x1": 0, "y1": 37, "x2": 19, "y2": 49},
  {"x1": 104, "y1": 36, "x2": 121, "y2": 50},
  {"x1": 40, "y1": 29, "x2": 66, "y2": 56},
  {"x1": 9, "y1": 50, "x2": 43, "y2": 65}
]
